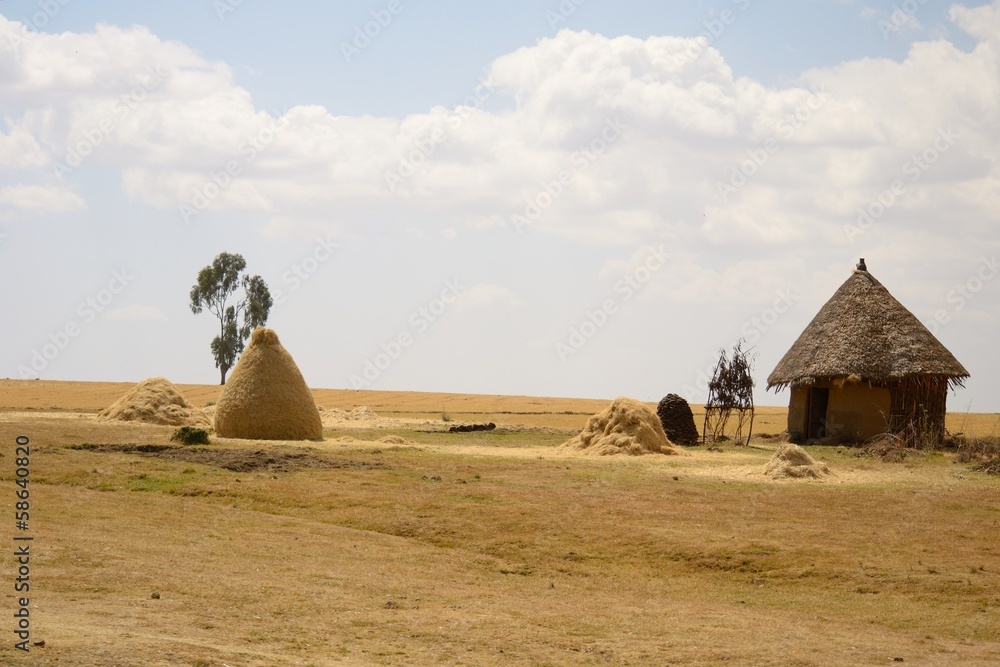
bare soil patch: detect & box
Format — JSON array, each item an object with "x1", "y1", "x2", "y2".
[{"x1": 67, "y1": 443, "x2": 387, "y2": 473}]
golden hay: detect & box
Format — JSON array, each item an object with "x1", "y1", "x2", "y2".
[
  {"x1": 213, "y1": 327, "x2": 323, "y2": 441},
  {"x1": 378, "y1": 435, "x2": 416, "y2": 446},
  {"x1": 765, "y1": 444, "x2": 831, "y2": 479},
  {"x1": 96, "y1": 377, "x2": 211, "y2": 428},
  {"x1": 561, "y1": 396, "x2": 682, "y2": 456}
]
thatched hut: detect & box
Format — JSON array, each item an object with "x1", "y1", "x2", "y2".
[{"x1": 767, "y1": 260, "x2": 968, "y2": 445}]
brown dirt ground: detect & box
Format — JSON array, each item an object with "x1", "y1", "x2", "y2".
[{"x1": 67, "y1": 443, "x2": 390, "y2": 474}]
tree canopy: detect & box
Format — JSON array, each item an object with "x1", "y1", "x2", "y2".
[{"x1": 190, "y1": 252, "x2": 272, "y2": 385}]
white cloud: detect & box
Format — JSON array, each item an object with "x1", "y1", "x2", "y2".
[
  {"x1": 0, "y1": 119, "x2": 47, "y2": 168},
  {"x1": 456, "y1": 284, "x2": 523, "y2": 310},
  {"x1": 0, "y1": 184, "x2": 85, "y2": 212},
  {"x1": 0, "y1": 5, "x2": 998, "y2": 257},
  {"x1": 950, "y1": 1, "x2": 1000, "y2": 41}
]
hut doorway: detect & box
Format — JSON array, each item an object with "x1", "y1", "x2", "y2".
[{"x1": 806, "y1": 387, "x2": 829, "y2": 439}]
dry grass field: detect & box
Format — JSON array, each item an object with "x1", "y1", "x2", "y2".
[{"x1": 0, "y1": 380, "x2": 998, "y2": 666}]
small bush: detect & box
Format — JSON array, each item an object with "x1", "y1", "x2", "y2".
[
  {"x1": 171, "y1": 426, "x2": 210, "y2": 446},
  {"x1": 951, "y1": 434, "x2": 1000, "y2": 462},
  {"x1": 441, "y1": 412, "x2": 452, "y2": 422}
]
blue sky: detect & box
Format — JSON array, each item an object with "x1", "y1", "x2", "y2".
[
  {"x1": 1, "y1": 0, "x2": 998, "y2": 414},
  {"x1": 7, "y1": 1, "x2": 983, "y2": 115}
]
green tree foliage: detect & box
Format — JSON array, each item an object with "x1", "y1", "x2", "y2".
[{"x1": 189, "y1": 252, "x2": 272, "y2": 385}]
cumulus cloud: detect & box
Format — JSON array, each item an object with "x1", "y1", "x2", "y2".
[
  {"x1": 0, "y1": 5, "x2": 998, "y2": 270},
  {"x1": 0, "y1": 119, "x2": 47, "y2": 168},
  {"x1": 950, "y1": 1, "x2": 1000, "y2": 40},
  {"x1": 0, "y1": 184, "x2": 85, "y2": 212}
]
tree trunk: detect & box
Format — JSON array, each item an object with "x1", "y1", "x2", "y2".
[{"x1": 220, "y1": 365, "x2": 229, "y2": 385}]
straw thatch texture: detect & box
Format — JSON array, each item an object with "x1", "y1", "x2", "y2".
[
  {"x1": 562, "y1": 397, "x2": 682, "y2": 456},
  {"x1": 97, "y1": 377, "x2": 211, "y2": 428},
  {"x1": 765, "y1": 444, "x2": 830, "y2": 479},
  {"x1": 213, "y1": 327, "x2": 323, "y2": 441},
  {"x1": 767, "y1": 269, "x2": 969, "y2": 390}
]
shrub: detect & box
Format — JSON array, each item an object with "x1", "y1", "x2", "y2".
[
  {"x1": 171, "y1": 426, "x2": 211, "y2": 446},
  {"x1": 952, "y1": 434, "x2": 1000, "y2": 463}
]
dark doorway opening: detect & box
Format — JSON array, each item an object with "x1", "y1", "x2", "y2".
[{"x1": 807, "y1": 388, "x2": 830, "y2": 439}]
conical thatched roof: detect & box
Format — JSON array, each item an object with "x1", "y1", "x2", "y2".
[
  {"x1": 214, "y1": 327, "x2": 323, "y2": 440},
  {"x1": 767, "y1": 265, "x2": 969, "y2": 390}
]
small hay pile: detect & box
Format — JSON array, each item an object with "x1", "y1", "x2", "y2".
[
  {"x1": 213, "y1": 327, "x2": 323, "y2": 441},
  {"x1": 378, "y1": 435, "x2": 416, "y2": 446},
  {"x1": 765, "y1": 444, "x2": 830, "y2": 479},
  {"x1": 345, "y1": 406, "x2": 379, "y2": 422},
  {"x1": 656, "y1": 393, "x2": 700, "y2": 445},
  {"x1": 562, "y1": 397, "x2": 682, "y2": 456},
  {"x1": 97, "y1": 377, "x2": 210, "y2": 428},
  {"x1": 322, "y1": 407, "x2": 380, "y2": 422}
]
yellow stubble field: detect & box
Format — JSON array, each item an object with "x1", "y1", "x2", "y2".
[{"x1": 0, "y1": 379, "x2": 997, "y2": 666}]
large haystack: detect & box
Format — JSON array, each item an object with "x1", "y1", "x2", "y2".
[
  {"x1": 213, "y1": 327, "x2": 322, "y2": 441},
  {"x1": 765, "y1": 444, "x2": 830, "y2": 479},
  {"x1": 562, "y1": 397, "x2": 681, "y2": 456},
  {"x1": 97, "y1": 377, "x2": 211, "y2": 428}
]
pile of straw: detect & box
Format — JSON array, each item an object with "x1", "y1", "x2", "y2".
[
  {"x1": 213, "y1": 327, "x2": 323, "y2": 441},
  {"x1": 378, "y1": 435, "x2": 417, "y2": 446},
  {"x1": 765, "y1": 444, "x2": 830, "y2": 479},
  {"x1": 562, "y1": 397, "x2": 682, "y2": 456},
  {"x1": 97, "y1": 377, "x2": 210, "y2": 428}
]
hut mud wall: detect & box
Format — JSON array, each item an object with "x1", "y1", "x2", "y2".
[
  {"x1": 787, "y1": 381, "x2": 891, "y2": 442},
  {"x1": 788, "y1": 386, "x2": 808, "y2": 440},
  {"x1": 827, "y1": 382, "x2": 891, "y2": 441}
]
